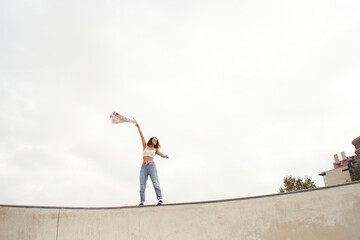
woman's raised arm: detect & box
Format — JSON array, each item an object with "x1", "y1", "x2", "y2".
[
  {"x1": 156, "y1": 149, "x2": 169, "y2": 159},
  {"x1": 135, "y1": 123, "x2": 146, "y2": 150}
]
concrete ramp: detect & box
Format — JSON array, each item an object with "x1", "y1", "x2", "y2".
[{"x1": 1, "y1": 181, "x2": 360, "y2": 240}]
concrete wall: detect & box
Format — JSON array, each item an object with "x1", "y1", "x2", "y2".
[{"x1": 1, "y1": 181, "x2": 360, "y2": 240}]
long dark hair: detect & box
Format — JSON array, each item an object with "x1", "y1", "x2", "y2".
[{"x1": 147, "y1": 137, "x2": 160, "y2": 149}]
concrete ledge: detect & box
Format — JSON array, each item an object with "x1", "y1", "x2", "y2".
[
  {"x1": 1, "y1": 181, "x2": 360, "y2": 240},
  {"x1": 1, "y1": 180, "x2": 360, "y2": 210}
]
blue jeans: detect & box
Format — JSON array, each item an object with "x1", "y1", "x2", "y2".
[{"x1": 140, "y1": 162, "x2": 162, "y2": 203}]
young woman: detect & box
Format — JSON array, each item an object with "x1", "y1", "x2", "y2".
[{"x1": 135, "y1": 123, "x2": 169, "y2": 205}]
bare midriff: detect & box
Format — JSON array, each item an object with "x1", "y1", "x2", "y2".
[{"x1": 143, "y1": 156, "x2": 154, "y2": 164}]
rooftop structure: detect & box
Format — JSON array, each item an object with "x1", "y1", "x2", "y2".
[{"x1": 319, "y1": 135, "x2": 360, "y2": 186}]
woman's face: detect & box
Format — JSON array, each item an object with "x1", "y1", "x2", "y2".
[{"x1": 152, "y1": 138, "x2": 158, "y2": 145}]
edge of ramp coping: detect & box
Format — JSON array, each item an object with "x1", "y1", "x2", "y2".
[{"x1": 1, "y1": 180, "x2": 359, "y2": 210}]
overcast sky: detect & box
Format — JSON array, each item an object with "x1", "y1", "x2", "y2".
[{"x1": 1, "y1": 0, "x2": 360, "y2": 207}]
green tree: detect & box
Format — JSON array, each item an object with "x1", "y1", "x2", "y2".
[
  {"x1": 350, "y1": 164, "x2": 360, "y2": 181},
  {"x1": 279, "y1": 176, "x2": 317, "y2": 193}
]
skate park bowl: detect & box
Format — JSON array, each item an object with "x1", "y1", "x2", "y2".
[{"x1": 1, "y1": 181, "x2": 359, "y2": 240}]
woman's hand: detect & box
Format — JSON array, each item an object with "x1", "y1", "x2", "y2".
[
  {"x1": 135, "y1": 123, "x2": 140, "y2": 128},
  {"x1": 164, "y1": 155, "x2": 169, "y2": 159}
]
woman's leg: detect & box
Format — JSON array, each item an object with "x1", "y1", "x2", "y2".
[
  {"x1": 139, "y1": 164, "x2": 148, "y2": 203},
  {"x1": 148, "y1": 163, "x2": 162, "y2": 200}
]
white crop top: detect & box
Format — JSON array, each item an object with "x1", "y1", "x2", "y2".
[{"x1": 143, "y1": 147, "x2": 156, "y2": 158}]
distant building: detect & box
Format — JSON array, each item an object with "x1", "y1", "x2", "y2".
[
  {"x1": 319, "y1": 152, "x2": 358, "y2": 186},
  {"x1": 319, "y1": 136, "x2": 360, "y2": 186},
  {"x1": 352, "y1": 136, "x2": 360, "y2": 158}
]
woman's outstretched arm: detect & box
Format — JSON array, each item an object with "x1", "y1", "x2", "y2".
[
  {"x1": 135, "y1": 123, "x2": 146, "y2": 150},
  {"x1": 156, "y1": 149, "x2": 169, "y2": 158}
]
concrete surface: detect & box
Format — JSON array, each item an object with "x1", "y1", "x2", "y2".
[{"x1": 1, "y1": 181, "x2": 360, "y2": 240}]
